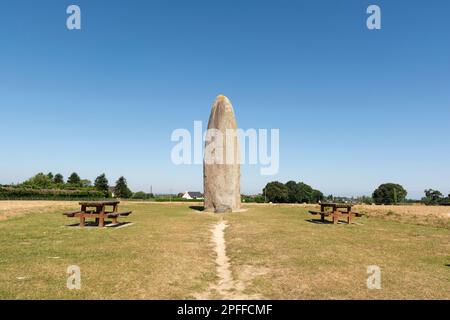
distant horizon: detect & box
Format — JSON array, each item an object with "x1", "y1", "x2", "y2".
[
  {"x1": 1, "y1": 1, "x2": 449, "y2": 200},
  {"x1": 0, "y1": 170, "x2": 443, "y2": 201}
]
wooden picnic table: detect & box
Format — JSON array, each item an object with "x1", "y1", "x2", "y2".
[
  {"x1": 63, "y1": 200, "x2": 132, "y2": 228},
  {"x1": 309, "y1": 202, "x2": 362, "y2": 224}
]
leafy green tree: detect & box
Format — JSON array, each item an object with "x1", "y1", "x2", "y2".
[
  {"x1": 422, "y1": 189, "x2": 443, "y2": 205},
  {"x1": 285, "y1": 181, "x2": 300, "y2": 203},
  {"x1": 94, "y1": 174, "x2": 109, "y2": 195},
  {"x1": 297, "y1": 182, "x2": 314, "y2": 203},
  {"x1": 53, "y1": 174, "x2": 64, "y2": 184},
  {"x1": 372, "y1": 183, "x2": 407, "y2": 205},
  {"x1": 47, "y1": 172, "x2": 54, "y2": 180},
  {"x1": 114, "y1": 176, "x2": 132, "y2": 199},
  {"x1": 311, "y1": 189, "x2": 324, "y2": 203},
  {"x1": 263, "y1": 181, "x2": 289, "y2": 203},
  {"x1": 67, "y1": 172, "x2": 81, "y2": 186},
  {"x1": 23, "y1": 173, "x2": 53, "y2": 188}
]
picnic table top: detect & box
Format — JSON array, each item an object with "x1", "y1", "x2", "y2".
[
  {"x1": 320, "y1": 202, "x2": 353, "y2": 208},
  {"x1": 79, "y1": 200, "x2": 120, "y2": 206}
]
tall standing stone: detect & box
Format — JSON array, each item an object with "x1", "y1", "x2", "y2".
[{"x1": 203, "y1": 95, "x2": 241, "y2": 213}]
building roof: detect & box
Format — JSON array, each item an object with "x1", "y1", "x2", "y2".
[{"x1": 186, "y1": 191, "x2": 203, "y2": 198}]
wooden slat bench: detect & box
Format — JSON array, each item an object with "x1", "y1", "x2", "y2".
[
  {"x1": 309, "y1": 210, "x2": 332, "y2": 222},
  {"x1": 309, "y1": 210, "x2": 332, "y2": 216},
  {"x1": 338, "y1": 210, "x2": 364, "y2": 217},
  {"x1": 107, "y1": 211, "x2": 133, "y2": 224},
  {"x1": 63, "y1": 211, "x2": 82, "y2": 217}
]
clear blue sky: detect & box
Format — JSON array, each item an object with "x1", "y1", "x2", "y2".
[{"x1": 1, "y1": 0, "x2": 449, "y2": 199}]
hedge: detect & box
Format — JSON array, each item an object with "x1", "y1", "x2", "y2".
[{"x1": 0, "y1": 187, "x2": 106, "y2": 200}]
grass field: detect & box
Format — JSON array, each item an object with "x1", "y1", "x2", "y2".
[{"x1": 0, "y1": 201, "x2": 449, "y2": 299}]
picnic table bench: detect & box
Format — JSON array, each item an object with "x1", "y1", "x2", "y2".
[
  {"x1": 309, "y1": 203, "x2": 363, "y2": 224},
  {"x1": 63, "y1": 200, "x2": 132, "y2": 227}
]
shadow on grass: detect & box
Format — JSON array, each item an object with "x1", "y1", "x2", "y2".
[
  {"x1": 305, "y1": 219, "x2": 362, "y2": 226},
  {"x1": 65, "y1": 221, "x2": 133, "y2": 229},
  {"x1": 189, "y1": 206, "x2": 205, "y2": 212},
  {"x1": 305, "y1": 219, "x2": 334, "y2": 225}
]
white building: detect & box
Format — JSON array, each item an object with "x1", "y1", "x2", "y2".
[{"x1": 181, "y1": 191, "x2": 204, "y2": 200}]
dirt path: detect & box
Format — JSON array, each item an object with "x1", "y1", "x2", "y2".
[{"x1": 195, "y1": 219, "x2": 264, "y2": 300}]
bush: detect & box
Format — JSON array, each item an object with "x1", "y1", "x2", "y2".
[
  {"x1": 263, "y1": 182, "x2": 289, "y2": 203},
  {"x1": 0, "y1": 186, "x2": 105, "y2": 200},
  {"x1": 265, "y1": 181, "x2": 324, "y2": 204},
  {"x1": 132, "y1": 191, "x2": 150, "y2": 200},
  {"x1": 241, "y1": 194, "x2": 265, "y2": 203},
  {"x1": 372, "y1": 183, "x2": 407, "y2": 205},
  {"x1": 422, "y1": 189, "x2": 445, "y2": 205},
  {"x1": 22, "y1": 173, "x2": 53, "y2": 189}
]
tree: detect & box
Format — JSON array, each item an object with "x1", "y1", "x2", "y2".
[
  {"x1": 47, "y1": 172, "x2": 54, "y2": 180},
  {"x1": 372, "y1": 183, "x2": 407, "y2": 205},
  {"x1": 67, "y1": 172, "x2": 81, "y2": 186},
  {"x1": 311, "y1": 189, "x2": 324, "y2": 203},
  {"x1": 263, "y1": 181, "x2": 289, "y2": 203},
  {"x1": 53, "y1": 174, "x2": 64, "y2": 184},
  {"x1": 94, "y1": 174, "x2": 109, "y2": 195},
  {"x1": 297, "y1": 182, "x2": 314, "y2": 203},
  {"x1": 422, "y1": 189, "x2": 443, "y2": 205},
  {"x1": 23, "y1": 173, "x2": 53, "y2": 188},
  {"x1": 114, "y1": 176, "x2": 132, "y2": 199},
  {"x1": 285, "y1": 181, "x2": 300, "y2": 203},
  {"x1": 253, "y1": 194, "x2": 265, "y2": 203}
]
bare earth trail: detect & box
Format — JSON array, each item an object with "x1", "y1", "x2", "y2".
[{"x1": 195, "y1": 219, "x2": 264, "y2": 300}]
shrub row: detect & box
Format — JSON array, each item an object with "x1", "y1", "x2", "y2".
[{"x1": 0, "y1": 187, "x2": 106, "y2": 200}]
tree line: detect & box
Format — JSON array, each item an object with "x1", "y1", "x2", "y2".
[
  {"x1": 0, "y1": 172, "x2": 141, "y2": 200},
  {"x1": 261, "y1": 181, "x2": 324, "y2": 204},
  {"x1": 371, "y1": 184, "x2": 449, "y2": 205},
  {"x1": 255, "y1": 181, "x2": 449, "y2": 206}
]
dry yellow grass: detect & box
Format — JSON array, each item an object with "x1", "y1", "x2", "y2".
[
  {"x1": 0, "y1": 201, "x2": 76, "y2": 221},
  {"x1": 0, "y1": 201, "x2": 449, "y2": 299},
  {"x1": 352, "y1": 204, "x2": 450, "y2": 228},
  {"x1": 354, "y1": 204, "x2": 450, "y2": 219},
  {"x1": 0, "y1": 201, "x2": 218, "y2": 299},
  {"x1": 245, "y1": 203, "x2": 450, "y2": 229},
  {"x1": 226, "y1": 204, "x2": 450, "y2": 299}
]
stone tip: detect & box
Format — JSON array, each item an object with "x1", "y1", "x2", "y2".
[{"x1": 216, "y1": 94, "x2": 230, "y2": 103}]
